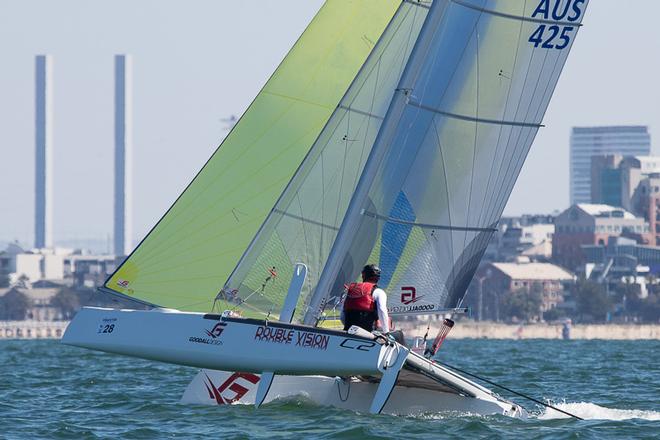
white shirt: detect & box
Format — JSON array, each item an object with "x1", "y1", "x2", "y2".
[{"x1": 372, "y1": 288, "x2": 390, "y2": 333}]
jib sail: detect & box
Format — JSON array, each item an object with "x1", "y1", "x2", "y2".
[{"x1": 103, "y1": 0, "x2": 401, "y2": 312}]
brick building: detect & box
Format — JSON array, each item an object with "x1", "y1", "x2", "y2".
[
  {"x1": 631, "y1": 174, "x2": 660, "y2": 246},
  {"x1": 474, "y1": 261, "x2": 575, "y2": 320},
  {"x1": 552, "y1": 204, "x2": 649, "y2": 270}
]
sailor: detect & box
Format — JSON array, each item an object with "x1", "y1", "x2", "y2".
[{"x1": 342, "y1": 264, "x2": 390, "y2": 334}]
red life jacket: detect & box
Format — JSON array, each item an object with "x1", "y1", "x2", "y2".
[{"x1": 344, "y1": 282, "x2": 377, "y2": 312}]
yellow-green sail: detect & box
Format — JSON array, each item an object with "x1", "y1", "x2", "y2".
[{"x1": 105, "y1": 0, "x2": 400, "y2": 312}]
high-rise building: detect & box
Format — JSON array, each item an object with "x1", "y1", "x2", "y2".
[
  {"x1": 570, "y1": 126, "x2": 651, "y2": 204},
  {"x1": 591, "y1": 154, "x2": 623, "y2": 207},
  {"x1": 35, "y1": 55, "x2": 53, "y2": 249},
  {"x1": 114, "y1": 55, "x2": 132, "y2": 257}
]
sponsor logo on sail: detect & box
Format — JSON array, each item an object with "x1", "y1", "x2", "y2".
[
  {"x1": 390, "y1": 287, "x2": 434, "y2": 313},
  {"x1": 117, "y1": 279, "x2": 130, "y2": 288},
  {"x1": 254, "y1": 326, "x2": 329, "y2": 350},
  {"x1": 204, "y1": 372, "x2": 260, "y2": 405},
  {"x1": 400, "y1": 286, "x2": 424, "y2": 305},
  {"x1": 389, "y1": 303, "x2": 435, "y2": 314},
  {"x1": 189, "y1": 322, "x2": 226, "y2": 346}
]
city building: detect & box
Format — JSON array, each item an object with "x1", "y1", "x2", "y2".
[
  {"x1": 64, "y1": 254, "x2": 117, "y2": 288},
  {"x1": 582, "y1": 237, "x2": 651, "y2": 299},
  {"x1": 553, "y1": 204, "x2": 649, "y2": 270},
  {"x1": 0, "y1": 245, "x2": 69, "y2": 285},
  {"x1": 0, "y1": 243, "x2": 118, "y2": 289},
  {"x1": 591, "y1": 155, "x2": 660, "y2": 210},
  {"x1": 0, "y1": 286, "x2": 63, "y2": 321},
  {"x1": 499, "y1": 223, "x2": 554, "y2": 261},
  {"x1": 591, "y1": 154, "x2": 623, "y2": 206},
  {"x1": 473, "y1": 261, "x2": 575, "y2": 320},
  {"x1": 620, "y1": 156, "x2": 660, "y2": 211},
  {"x1": 570, "y1": 126, "x2": 650, "y2": 204},
  {"x1": 486, "y1": 215, "x2": 555, "y2": 262},
  {"x1": 629, "y1": 173, "x2": 660, "y2": 246},
  {"x1": 583, "y1": 234, "x2": 660, "y2": 275},
  {"x1": 589, "y1": 155, "x2": 660, "y2": 246}
]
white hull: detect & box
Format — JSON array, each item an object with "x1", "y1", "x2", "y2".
[
  {"x1": 182, "y1": 369, "x2": 524, "y2": 417},
  {"x1": 63, "y1": 307, "x2": 524, "y2": 417},
  {"x1": 62, "y1": 307, "x2": 387, "y2": 376}
]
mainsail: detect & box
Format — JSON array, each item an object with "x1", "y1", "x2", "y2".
[
  {"x1": 304, "y1": 0, "x2": 589, "y2": 320},
  {"x1": 103, "y1": 0, "x2": 400, "y2": 312}
]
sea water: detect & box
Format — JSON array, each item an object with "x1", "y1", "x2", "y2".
[{"x1": 1, "y1": 338, "x2": 658, "y2": 439}]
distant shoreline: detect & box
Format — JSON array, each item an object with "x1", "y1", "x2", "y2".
[
  {"x1": 0, "y1": 320, "x2": 68, "y2": 339},
  {"x1": 400, "y1": 322, "x2": 660, "y2": 340},
  {"x1": 2, "y1": 320, "x2": 659, "y2": 340}
]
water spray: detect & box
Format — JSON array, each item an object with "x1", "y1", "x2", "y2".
[{"x1": 433, "y1": 360, "x2": 584, "y2": 420}]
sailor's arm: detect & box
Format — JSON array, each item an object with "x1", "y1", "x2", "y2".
[{"x1": 373, "y1": 288, "x2": 390, "y2": 333}]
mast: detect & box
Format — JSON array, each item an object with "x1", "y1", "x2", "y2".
[{"x1": 303, "y1": 0, "x2": 449, "y2": 324}]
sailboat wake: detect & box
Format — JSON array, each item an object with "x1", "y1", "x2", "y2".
[{"x1": 537, "y1": 402, "x2": 660, "y2": 421}]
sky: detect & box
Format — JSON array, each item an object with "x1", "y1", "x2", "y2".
[{"x1": 1, "y1": 0, "x2": 659, "y2": 250}]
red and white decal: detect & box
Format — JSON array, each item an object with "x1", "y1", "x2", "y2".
[{"x1": 204, "y1": 372, "x2": 260, "y2": 405}]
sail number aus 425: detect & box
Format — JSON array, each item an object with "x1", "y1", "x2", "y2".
[
  {"x1": 528, "y1": 25, "x2": 574, "y2": 50},
  {"x1": 528, "y1": 0, "x2": 585, "y2": 50}
]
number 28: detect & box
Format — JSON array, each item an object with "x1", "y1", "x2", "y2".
[
  {"x1": 529, "y1": 25, "x2": 574, "y2": 50},
  {"x1": 98, "y1": 324, "x2": 115, "y2": 334}
]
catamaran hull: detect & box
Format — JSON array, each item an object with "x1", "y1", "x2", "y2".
[
  {"x1": 182, "y1": 369, "x2": 524, "y2": 417},
  {"x1": 63, "y1": 307, "x2": 524, "y2": 417},
  {"x1": 62, "y1": 307, "x2": 388, "y2": 376}
]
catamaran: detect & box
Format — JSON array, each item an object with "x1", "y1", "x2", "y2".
[{"x1": 63, "y1": 0, "x2": 587, "y2": 416}]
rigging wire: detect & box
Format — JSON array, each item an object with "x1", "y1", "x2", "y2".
[
  {"x1": 421, "y1": 318, "x2": 432, "y2": 347},
  {"x1": 231, "y1": 266, "x2": 278, "y2": 311},
  {"x1": 432, "y1": 360, "x2": 584, "y2": 421}
]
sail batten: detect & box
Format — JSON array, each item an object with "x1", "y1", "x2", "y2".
[
  {"x1": 407, "y1": 99, "x2": 545, "y2": 127},
  {"x1": 337, "y1": 105, "x2": 385, "y2": 121},
  {"x1": 274, "y1": 209, "x2": 340, "y2": 232},
  {"x1": 363, "y1": 211, "x2": 497, "y2": 232}
]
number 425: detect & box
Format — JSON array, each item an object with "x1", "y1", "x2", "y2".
[{"x1": 529, "y1": 25, "x2": 574, "y2": 50}]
